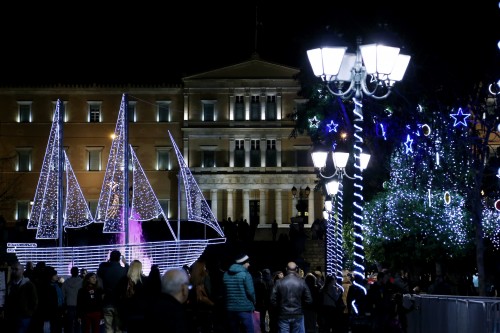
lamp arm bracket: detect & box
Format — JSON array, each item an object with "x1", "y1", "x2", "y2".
[
  {"x1": 342, "y1": 171, "x2": 355, "y2": 180},
  {"x1": 368, "y1": 88, "x2": 392, "y2": 100},
  {"x1": 325, "y1": 80, "x2": 356, "y2": 98},
  {"x1": 360, "y1": 78, "x2": 393, "y2": 100},
  {"x1": 317, "y1": 169, "x2": 339, "y2": 179}
]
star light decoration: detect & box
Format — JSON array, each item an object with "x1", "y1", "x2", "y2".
[
  {"x1": 404, "y1": 134, "x2": 414, "y2": 154},
  {"x1": 450, "y1": 108, "x2": 470, "y2": 127},
  {"x1": 308, "y1": 116, "x2": 320, "y2": 128},
  {"x1": 326, "y1": 120, "x2": 339, "y2": 133}
]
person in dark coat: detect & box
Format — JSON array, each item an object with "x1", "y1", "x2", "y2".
[
  {"x1": 97, "y1": 250, "x2": 128, "y2": 333},
  {"x1": 4, "y1": 261, "x2": 38, "y2": 333},
  {"x1": 144, "y1": 268, "x2": 191, "y2": 333},
  {"x1": 319, "y1": 275, "x2": 346, "y2": 333},
  {"x1": 304, "y1": 273, "x2": 321, "y2": 333},
  {"x1": 77, "y1": 272, "x2": 104, "y2": 333},
  {"x1": 144, "y1": 264, "x2": 161, "y2": 302},
  {"x1": 271, "y1": 220, "x2": 278, "y2": 241},
  {"x1": 270, "y1": 262, "x2": 313, "y2": 333},
  {"x1": 115, "y1": 260, "x2": 146, "y2": 333}
]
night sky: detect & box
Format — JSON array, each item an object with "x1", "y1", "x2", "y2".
[{"x1": 0, "y1": 3, "x2": 498, "y2": 93}]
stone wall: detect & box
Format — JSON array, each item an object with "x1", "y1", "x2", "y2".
[{"x1": 301, "y1": 239, "x2": 326, "y2": 273}]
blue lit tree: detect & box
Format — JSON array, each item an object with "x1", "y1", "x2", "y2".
[
  {"x1": 363, "y1": 109, "x2": 474, "y2": 274},
  {"x1": 364, "y1": 87, "x2": 500, "y2": 295}
]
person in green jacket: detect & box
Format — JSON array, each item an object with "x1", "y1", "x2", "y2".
[{"x1": 223, "y1": 254, "x2": 256, "y2": 333}]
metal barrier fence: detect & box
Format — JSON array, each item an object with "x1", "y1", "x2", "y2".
[{"x1": 407, "y1": 294, "x2": 500, "y2": 333}]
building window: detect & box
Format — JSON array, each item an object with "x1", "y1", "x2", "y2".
[
  {"x1": 18, "y1": 102, "x2": 32, "y2": 123},
  {"x1": 88, "y1": 102, "x2": 102, "y2": 123},
  {"x1": 203, "y1": 102, "x2": 215, "y2": 121},
  {"x1": 234, "y1": 96, "x2": 245, "y2": 121},
  {"x1": 266, "y1": 95, "x2": 277, "y2": 120},
  {"x1": 157, "y1": 101, "x2": 170, "y2": 122},
  {"x1": 203, "y1": 151, "x2": 215, "y2": 168},
  {"x1": 295, "y1": 101, "x2": 307, "y2": 119},
  {"x1": 16, "y1": 148, "x2": 32, "y2": 172},
  {"x1": 266, "y1": 139, "x2": 277, "y2": 167},
  {"x1": 87, "y1": 147, "x2": 103, "y2": 171},
  {"x1": 128, "y1": 101, "x2": 136, "y2": 122},
  {"x1": 296, "y1": 150, "x2": 311, "y2": 167},
  {"x1": 250, "y1": 139, "x2": 260, "y2": 167},
  {"x1": 250, "y1": 96, "x2": 260, "y2": 120},
  {"x1": 156, "y1": 148, "x2": 170, "y2": 171},
  {"x1": 234, "y1": 139, "x2": 245, "y2": 167},
  {"x1": 17, "y1": 201, "x2": 30, "y2": 221}
]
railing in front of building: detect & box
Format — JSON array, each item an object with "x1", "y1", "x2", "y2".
[{"x1": 407, "y1": 294, "x2": 500, "y2": 333}]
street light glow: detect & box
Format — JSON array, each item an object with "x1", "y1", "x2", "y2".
[{"x1": 307, "y1": 38, "x2": 410, "y2": 307}]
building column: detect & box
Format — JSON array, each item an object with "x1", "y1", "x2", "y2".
[
  {"x1": 229, "y1": 95, "x2": 235, "y2": 121},
  {"x1": 292, "y1": 192, "x2": 298, "y2": 217},
  {"x1": 261, "y1": 137, "x2": 266, "y2": 167},
  {"x1": 226, "y1": 189, "x2": 234, "y2": 220},
  {"x1": 243, "y1": 189, "x2": 250, "y2": 222},
  {"x1": 244, "y1": 95, "x2": 250, "y2": 120},
  {"x1": 260, "y1": 94, "x2": 266, "y2": 120},
  {"x1": 211, "y1": 189, "x2": 218, "y2": 220},
  {"x1": 308, "y1": 194, "x2": 315, "y2": 224},
  {"x1": 260, "y1": 189, "x2": 268, "y2": 224},
  {"x1": 276, "y1": 94, "x2": 282, "y2": 120},
  {"x1": 183, "y1": 137, "x2": 189, "y2": 166},
  {"x1": 179, "y1": 175, "x2": 187, "y2": 220},
  {"x1": 244, "y1": 138, "x2": 250, "y2": 167},
  {"x1": 183, "y1": 93, "x2": 189, "y2": 121},
  {"x1": 276, "y1": 138, "x2": 282, "y2": 167},
  {"x1": 275, "y1": 189, "x2": 282, "y2": 224},
  {"x1": 229, "y1": 138, "x2": 235, "y2": 167}
]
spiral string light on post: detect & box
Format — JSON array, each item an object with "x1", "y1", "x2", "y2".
[{"x1": 307, "y1": 38, "x2": 410, "y2": 312}]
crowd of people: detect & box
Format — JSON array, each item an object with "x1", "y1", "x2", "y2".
[{"x1": 2, "y1": 250, "x2": 465, "y2": 333}]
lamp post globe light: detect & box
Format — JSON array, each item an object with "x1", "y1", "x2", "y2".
[{"x1": 307, "y1": 38, "x2": 410, "y2": 307}]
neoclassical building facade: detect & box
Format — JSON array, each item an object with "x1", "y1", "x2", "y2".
[{"x1": 0, "y1": 56, "x2": 322, "y2": 237}]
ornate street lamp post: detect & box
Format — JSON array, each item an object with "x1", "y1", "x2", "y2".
[
  {"x1": 291, "y1": 185, "x2": 311, "y2": 224},
  {"x1": 315, "y1": 144, "x2": 370, "y2": 284},
  {"x1": 307, "y1": 38, "x2": 410, "y2": 311}
]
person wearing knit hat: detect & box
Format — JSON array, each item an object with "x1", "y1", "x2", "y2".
[
  {"x1": 235, "y1": 254, "x2": 250, "y2": 265},
  {"x1": 223, "y1": 254, "x2": 256, "y2": 332}
]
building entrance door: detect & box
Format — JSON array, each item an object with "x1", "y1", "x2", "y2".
[{"x1": 249, "y1": 200, "x2": 260, "y2": 225}]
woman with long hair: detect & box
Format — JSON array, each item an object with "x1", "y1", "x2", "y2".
[
  {"x1": 189, "y1": 259, "x2": 215, "y2": 332},
  {"x1": 117, "y1": 260, "x2": 146, "y2": 333}
]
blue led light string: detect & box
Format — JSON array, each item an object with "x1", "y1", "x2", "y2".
[
  {"x1": 325, "y1": 214, "x2": 336, "y2": 277},
  {"x1": 335, "y1": 183, "x2": 345, "y2": 287},
  {"x1": 351, "y1": 95, "x2": 367, "y2": 296}
]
